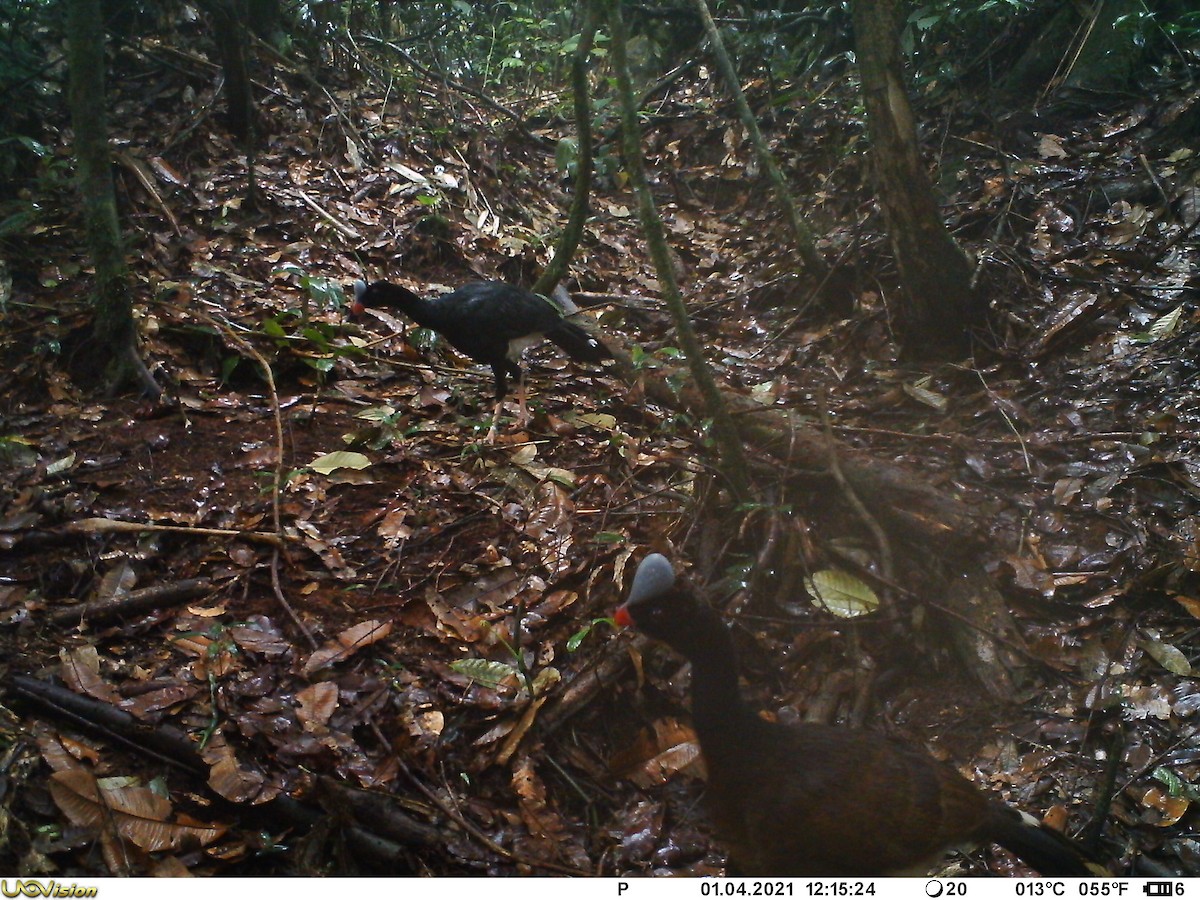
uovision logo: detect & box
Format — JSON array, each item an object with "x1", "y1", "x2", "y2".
[{"x1": 0, "y1": 883, "x2": 97, "y2": 898}]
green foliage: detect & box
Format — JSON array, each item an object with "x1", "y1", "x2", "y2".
[
  {"x1": 350, "y1": 405, "x2": 427, "y2": 450},
  {"x1": 449, "y1": 620, "x2": 566, "y2": 698},
  {"x1": 0, "y1": 1, "x2": 62, "y2": 191},
  {"x1": 555, "y1": 136, "x2": 579, "y2": 178},
  {"x1": 450, "y1": 656, "x2": 522, "y2": 689},
  {"x1": 590, "y1": 531, "x2": 626, "y2": 544},
  {"x1": 0, "y1": 435, "x2": 39, "y2": 468},
  {"x1": 1153, "y1": 766, "x2": 1200, "y2": 801},
  {"x1": 906, "y1": 0, "x2": 1037, "y2": 40},
  {"x1": 259, "y1": 313, "x2": 350, "y2": 370},
  {"x1": 0, "y1": 203, "x2": 40, "y2": 243},
  {"x1": 629, "y1": 344, "x2": 682, "y2": 373},
  {"x1": 566, "y1": 617, "x2": 614, "y2": 652},
  {"x1": 1163, "y1": 11, "x2": 1200, "y2": 40},
  {"x1": 0, "y1": 134, "x2": 52, "y2": 190},
  {"x1": 729, "y1": 4, "x2": 855, "y2": 80},
  {"x1": 246, "y1": 264, "x2": 363, "y2": 387},
  {"x1": 379, "y1": 1, "x2": 579, "y2": 92},
  {"x1": 275, "y1": 263, "x2": 343, "y2": 317},
  {"x1": 902, "y1": 0, "x2": 1036, "y2": 62},
  {"x1": 341, "y1": 0, "x2": 1198, "y2": 124},
  {"x1": 0, "y1": 3, "x2": 65, "y2": 250}
]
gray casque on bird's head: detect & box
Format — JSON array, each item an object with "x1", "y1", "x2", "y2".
[
  {"x1": 628, "y1": 553, "x2": 676, "y2": 605},
  {"x1": 354, "y1": 279, "x2": 367, "y2": 301}
]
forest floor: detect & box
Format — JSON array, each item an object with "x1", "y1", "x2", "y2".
[{"x1": 1, "y1": 35, "x2": 1199, "y2": 877}]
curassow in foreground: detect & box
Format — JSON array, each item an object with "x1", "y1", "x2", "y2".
[
  {"x1": 615, "y1": 553, "x2": 1103, "y2": 877},
  {"x1": 350, "y1": 279, "x2": 612, "y2": 441}
]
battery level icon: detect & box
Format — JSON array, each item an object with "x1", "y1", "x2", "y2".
[{"x1": 1144, "y1": 884, "x2": 1177, "y2": 897}]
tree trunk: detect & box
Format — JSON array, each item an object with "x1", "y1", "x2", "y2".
[
  {"x1": 66, "y1": 0, "x2": 153, "y2": 396},
  {"x1": 209, "y1": 0, "x2": 255, "y2": 144},
  {"x1": 851, "y1": 0, "x2": 981, "y2": 359}
]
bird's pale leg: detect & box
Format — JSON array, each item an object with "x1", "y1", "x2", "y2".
[
  {"x1": 515, "y1": 371, "x2": 530, "y2": 428},
  {"x1": 486, "y1": 398, "x2": 504, "y2": 443}
]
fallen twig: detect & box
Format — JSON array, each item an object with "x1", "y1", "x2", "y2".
[
  {"x1": 66, "y1": 517, "x2": 289, "y2": 546},
  {"x1": 290, "y1": 188, "x2": 362, "y2": 240},
  {"x1": 47, "y1": 577, "x2": 213, "y2": 626}
]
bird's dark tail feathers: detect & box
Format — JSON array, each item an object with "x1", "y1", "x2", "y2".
[
  {"x1": 546, "y1": 320, "x2": 613, "y2": 364},
  {"x1": 988, "y1": 808, "x2": 1103, "y2": 877}
]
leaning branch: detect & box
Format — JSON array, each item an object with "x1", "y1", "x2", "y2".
[
  {"x1": 689, "y1": 0, "x2": 830, "y2": 289},
  {"x1": 607, "y1": 0, "x2": 751, "y2": 503},
  {"x1": 533, "y1": 10, "x2": 599, "y2": 296}
]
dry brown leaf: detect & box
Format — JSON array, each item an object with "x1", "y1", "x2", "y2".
[
  {"x1": 1037, "y1": 133, "x2": 1068, "y2": 159},
  {"x1": 1132, "y1": 784, "x2": 1190, "y2": 826},
  {"x1": 611, "y1": 717, "x2": 706, "y2": 787},
  {"x1": 147, "y1": 154, "x2": 186, "y2": 186},
  {"x1": 378, "y1": 507, "x2": 412, "y2": 544},
  {"x1": 297, "y1": 682, "x2": 339, "y2": 731},
  {"x1": 201, "y1": 733, "x2": 266, "y2": 803},
  {"x1": 441, "y1": 568, "x2": 525, "y2": 615},
  {"x1": 49, "y1": 769, "x2": 225, "y2": 852},
  {"x1": 525, "y1": 589, "x2": 577, "y2": 622},
  {"x1": 57, "y1": 735, "x2": 101, "y2": 766},
  {"x1": 415, "y1": 710, "x2": 444, "y2": 739},
  {"x1": 496, "y1": 695, "x2": 548, "y2": 766},
  {"x1": 229, "y1": 622, "x2": 291, "y2": 656},
  {"x1": 36, "y1": 730, "x2": 93, "y2": 771},
  {"x1": 227, "y1": 544, "x2": 258, "y2": 567},
  {"x1": 1041, "y1": 804, "x2": 1070, "y2": 832},
  {"x1": 524, "y1": 481, "x2": 574, "y2": 575},
  {"x1": 207, "y1": 754, "x2": 265, "y2": 804},
  {"x1": 508, "y1": 755, "x2": 590, "y2": 870},
  {"x1": 1005, "y1": 554, "x2": 1056, "y2": 597},
  {"x1": 169, "y1": 632, "x2": 238, "y2": 677},
  {"x1": 302, "y1": 619, "x2": 393, "y2": 675},
  {"x1": 1174, "y1": 595, "x2": 1200, "y2": 618},
  {"x1": 60, "y1": 646, "x2": 122, "y2": 705},
  {"x1": 628, "y1": 740, "x2": 704, "y2": 788},
  {"x1": 100, "y1": 827, "x2": 151, "y2": 876},
  {"x1": 95, "y1": 560, "x2": 137, "y2": 603},
  {"x1": 425, "y1": 590, "x2": 485, "y2": 643},
  {"x1": 121, "y1": 684, "x2": 201, "y2": 719},
  {"x1": 150, "y1": 856, "x2": 193, "y2": 877},
  {"x1": 474, "y1": 718, "x2": 517, "y2": 748},
  {"x1": 335, "y1": 618, "x2": 393, "y2": 649},
  {"x1": 294, "y1": 519, "x2": 350, "y2": 573},
  {"x1": 170, "y1": 633, "x2": 212, "y2": 658}
]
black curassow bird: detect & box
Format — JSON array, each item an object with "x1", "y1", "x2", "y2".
[
  {"x1": 350, "y1": 279, "x2": 612, "y2": 440},
  {"x1": 614, "y1": 553, "x2": 1101, "y2": 877}
]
